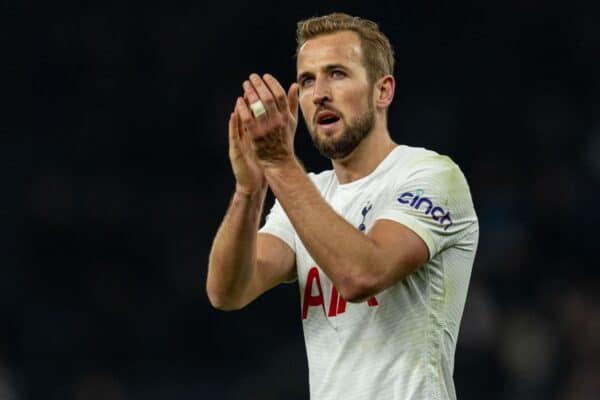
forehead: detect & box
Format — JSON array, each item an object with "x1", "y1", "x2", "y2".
[{"x1": 297, "y1": 31, "x2": 364, "y2": 74}]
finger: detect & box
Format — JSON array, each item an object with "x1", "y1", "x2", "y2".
[
  {"x1": 235, "y1": 96, "x2": 257, "y2": 135},
  {"x1": 234, "y1": 107, "x2": 249, "y2": 142},
  {"x1": 231, "y1": 106, "x2": 256, "y2": 158},
  {"x1": 229, "y1": 111, "x2": 243, "y2": 160},
  {"x1": 234, "y1": 110, "x2": 261, "y2": 164},
  {"x1": 287, "y1": 82, "x2": 300, "y2": 120},
  {"x1": 263, "y1": 74, "x2": 288, "y2": 113},
  {"x1": 228, "y1": 111, "x2": 237, "y2": 143},
  {"x1": 243, "y1": 80, "x2": 268, "y2": 119},
  {"x1": 248, "y1": 73, "x2": 279, "y2": 115}
]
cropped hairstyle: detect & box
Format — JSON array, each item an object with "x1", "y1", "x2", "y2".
[{"x1": 296, "y1": 13, "x2": 395, "y2": 84}]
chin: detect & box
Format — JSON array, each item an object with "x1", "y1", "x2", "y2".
[
  {"x1": 314, "y1": 138, "x2": 360, "y2": 160},
  {"x1": 316, "y1": 123, "x2": 345, "y2": 138}
]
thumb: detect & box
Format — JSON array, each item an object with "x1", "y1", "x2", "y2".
[{"x1": 287, "y1": 82, "x2": 299, "y2": 119}]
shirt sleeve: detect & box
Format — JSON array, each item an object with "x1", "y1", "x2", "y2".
[
  {"x1": 375, "y1": 155, "x2": 478, "y2": 260},
  {"x1": 258, "y1": 198, "x2": 296, "y2": 253}
]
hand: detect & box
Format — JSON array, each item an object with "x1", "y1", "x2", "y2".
[
  {"x1": 238, "y1": 73, "x2": 300, "y2": 168},
  {"x1": 228, "y1": 104, "x2": 266, "y2": 196}
]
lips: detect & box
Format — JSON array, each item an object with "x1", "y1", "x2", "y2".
[{"x1": 315, "y1": 109, "x2": 341, "y2": 126}]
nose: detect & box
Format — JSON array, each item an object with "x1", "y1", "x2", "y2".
[{"x1": 311, "y1": 77, "x2": 331, "y2": 105}]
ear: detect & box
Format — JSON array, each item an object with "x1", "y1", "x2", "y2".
[{"x1": 373, "y1": 75, "x2": 395, "y2": 109}]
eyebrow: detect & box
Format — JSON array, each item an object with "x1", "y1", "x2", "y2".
[{"x1": 297, "y1": 64, "x2": 348, "y2": 81}]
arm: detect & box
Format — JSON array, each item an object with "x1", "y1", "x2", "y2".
[
  {"x1": 206, "y1": 108, "x2": 295, "y2": 311},
  {"x1": 207, "y1": 189, "x2": 295, "y2": 310},
  {"x1": 238, "y1": 73, "x2": 428, "y2": 302},
  {"x1": 265, "y1": 159, "x2": 428, "y2": 302}
]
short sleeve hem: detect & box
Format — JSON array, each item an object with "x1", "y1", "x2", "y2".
[
  {"x1": 258, "y1": 225, "x2": 295, "y2": 253},
  {"x1": 375, "y1": 211, "x2": 439, "y2": 260}
]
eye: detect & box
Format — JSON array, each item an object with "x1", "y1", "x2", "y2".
[
  {"x1": 331, "y1": 70, "x2": 346, "y2": 79},
  {"x1": 300, "y1": 77, "x2": 315, "y2": 88}
]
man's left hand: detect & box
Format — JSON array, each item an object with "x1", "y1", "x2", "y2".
[{"x1": 237, "y1": 73, "x2": 300, "y2": 168}]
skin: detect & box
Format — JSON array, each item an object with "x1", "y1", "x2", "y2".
[{"x1": 207, "y1": 30, "x2": 428, "y2": 310}]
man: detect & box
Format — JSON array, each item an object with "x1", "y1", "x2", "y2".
[{"x1": 207, "y1": 12, "x2": 478, "y2": 400}]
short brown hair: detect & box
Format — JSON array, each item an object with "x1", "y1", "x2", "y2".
[{"x1": 296, "y1": 13, "x2": 395, "y2": 84}]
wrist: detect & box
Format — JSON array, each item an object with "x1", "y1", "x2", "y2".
[
  {"x1": 263, "y1": 155, "x2": 301, "y2": 174},
  {"x1": 264, "y1": 157, "x2": 306, "y2": 188},
  {"x1": 234, "y1": 183, "x2": 267, "y2": 200}
]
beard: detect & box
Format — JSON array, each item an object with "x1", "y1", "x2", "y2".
[{"x1": 308, "y1": 103, "x2": 376, "y2": 160}]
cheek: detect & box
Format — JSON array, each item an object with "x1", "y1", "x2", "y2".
[
  {"x1": 345, "y1": 96, "x2": 370, "y2": 118},
  {"x1": 337, "y1": 84, "x2": 371, "y2": 112},
  {"x1": 299, "y1": 96, "x2": 314, "y2": 120}
]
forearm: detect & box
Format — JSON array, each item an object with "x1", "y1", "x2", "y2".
[
  {"x1": 264, "y1": 159, "x2": 383, "y2": 301},
  {"x1": 207, "y1": 186, "x2": 267, "y2": 309}
]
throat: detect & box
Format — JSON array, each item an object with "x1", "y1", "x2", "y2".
[{"x1": 332, "y1": 138, "x2": 397, "y2": 184}]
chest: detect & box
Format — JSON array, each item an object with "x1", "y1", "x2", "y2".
[{"x1": 294, "y1": 184, "x2": 390, "y2": 323}]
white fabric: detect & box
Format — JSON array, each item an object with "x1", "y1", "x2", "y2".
[{"x1": 260, "y1": 145, "x2": 479, "y2": 400}]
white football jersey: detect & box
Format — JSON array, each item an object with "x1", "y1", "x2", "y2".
[{"x1": 260, "y1": 145, "x2": 479, "y2": 400}]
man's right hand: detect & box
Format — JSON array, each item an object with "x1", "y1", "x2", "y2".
[{"x1": 228, "y1": 101, "x2": 266, "y2": 196}]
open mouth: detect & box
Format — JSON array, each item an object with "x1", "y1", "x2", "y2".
[{"x1": 316, "y1": 111, "x2": 341, "y2": 127}]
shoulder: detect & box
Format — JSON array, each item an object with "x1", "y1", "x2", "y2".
[
  {"x1": 390, "y1": 146, "x2": 476, "y2": 223},
  {"x1": 392, "y1": 145, "x2": 460, "y2": 174},
  {"x1": 384, "y1": 145, "x2": 467, "y2": 191}
]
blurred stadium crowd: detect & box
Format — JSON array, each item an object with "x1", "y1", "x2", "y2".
[{"x1": 4, "y1": 0, "x2": 599, "y2": 399}]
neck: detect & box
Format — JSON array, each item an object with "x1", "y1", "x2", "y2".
[{"x1": 331, "y1": 120, "x2": 397, "y2": 184}]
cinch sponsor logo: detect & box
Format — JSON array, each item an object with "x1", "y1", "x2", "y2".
[{"x1": 397, "y1": 189, "x2": 453, "y2": 230}]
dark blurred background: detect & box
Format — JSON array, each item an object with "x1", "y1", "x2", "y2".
[{"x1": 4, "y1": 0, "x2": 600, "y2": 399}]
